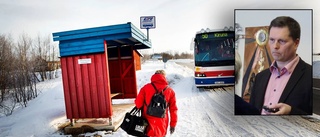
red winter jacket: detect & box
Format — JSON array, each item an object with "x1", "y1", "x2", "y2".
[{"x1": 135, "y1": 73, "x2": 178, "y2": 137}]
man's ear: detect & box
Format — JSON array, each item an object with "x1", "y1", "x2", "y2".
[{"x1": 294, "y1": 38, "x2": 300, "y2": 50}]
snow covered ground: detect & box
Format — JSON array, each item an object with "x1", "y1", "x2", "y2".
[{"x1": 0, "y1": 59, "x2": 320, "y2": 137}]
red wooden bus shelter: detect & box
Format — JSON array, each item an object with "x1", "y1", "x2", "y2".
[{"x1": 52, "y1": 22, "x2": 151, "y2": 123}]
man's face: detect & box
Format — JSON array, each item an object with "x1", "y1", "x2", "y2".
[{"x1": 268, "y1": 26, "x2": 299, "y2": 63}]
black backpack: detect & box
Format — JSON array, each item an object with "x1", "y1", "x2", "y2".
[{"x1": 146, "y1": 83, "x2": 169, "y2": 118}]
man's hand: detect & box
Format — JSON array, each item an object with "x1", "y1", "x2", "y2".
[
  {"x1": 170, "y1": 127, "x2": 175, "y2": 134},
  {"x1": 270, "y1": 103, "x2": 292, "y2": 115}
]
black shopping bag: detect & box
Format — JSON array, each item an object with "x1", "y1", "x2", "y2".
[{"x1": 120, "y1": 107, "x2": 148, "y2": 136}]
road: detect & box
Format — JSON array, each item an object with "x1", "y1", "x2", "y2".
[{"x1": 313, "y1": 78, "x2": 320, "y2": 115}]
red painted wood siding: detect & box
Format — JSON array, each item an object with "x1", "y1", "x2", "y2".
[{"x1": 60, "y1": 52, "x2": 112, "y2": 119}]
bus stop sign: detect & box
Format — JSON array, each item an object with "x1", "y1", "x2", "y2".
[{"x1": 140, "y1": 16, "x2": 156, "y2": 29}]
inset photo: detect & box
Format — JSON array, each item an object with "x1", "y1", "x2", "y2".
[{"x1": 234, "y1": 9, "x2": 313, "y2": 115}]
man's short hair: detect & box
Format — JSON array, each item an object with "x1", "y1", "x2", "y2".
[{"x1": 268, "y1": 16, "x2": 301, "y2": 41}]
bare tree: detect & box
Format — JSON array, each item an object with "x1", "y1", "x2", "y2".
[
  {"x1": 12, "y1": 33, "x2": 37, "y2": 107},
  {"x1": 50, "y1": 42, "x2": 59, "y2": 78},
  {"x1": 180, "y1": 52, "x2": 193, "y2": 59},
  {"x1": 0, "y1": 33, "x2": 60, "y2": 116},
  {"x1": 34, "y1": 35, "x2": 51, "y2": 81},
  {"x1": 0, "y1": 35, "x2": 14, "y2": 104}
]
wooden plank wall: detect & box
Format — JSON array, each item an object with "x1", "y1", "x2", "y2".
[{"x1": 60, "y1": 52, "x2": 112, "y2": 119}]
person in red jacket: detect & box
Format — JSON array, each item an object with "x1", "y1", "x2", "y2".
[{"x1": 135, "y1": 70, "x2": 178, "y2": 137}]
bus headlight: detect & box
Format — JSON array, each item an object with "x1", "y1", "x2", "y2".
[{"x1": 195, "y1": 73, "x2": 206, "y2": 77}]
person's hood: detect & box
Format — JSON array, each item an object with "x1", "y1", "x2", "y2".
[{"x1": 150, "y1": 74, "x2": 168, "y2": 87}]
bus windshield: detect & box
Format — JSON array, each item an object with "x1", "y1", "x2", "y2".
[{"x1": 194, "y1": 31, "x2": 234, "y2": 67}]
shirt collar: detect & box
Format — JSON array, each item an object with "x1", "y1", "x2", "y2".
[{"x1": 269, "y1": 55, "x2": 300, "y2": 76}]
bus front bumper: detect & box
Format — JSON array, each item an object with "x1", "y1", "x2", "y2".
[{"x1": 195, "y1": 77, "x2": 234, "y2": 87}]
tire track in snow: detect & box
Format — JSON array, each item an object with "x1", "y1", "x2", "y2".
[
  {"x1": 175, "y1": 96, "x2": 216, "y2": 137},
  {"x1": 200, "y1": 88, "x2": 254, "y2": 137}
]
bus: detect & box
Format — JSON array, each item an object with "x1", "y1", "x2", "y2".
[{"x1": 193, "y1": 28, "x2": 235, "y2": 87}]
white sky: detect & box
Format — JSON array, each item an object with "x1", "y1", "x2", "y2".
[{"x1": 1, "y1": 0, "x2": 319, "y2": 53}]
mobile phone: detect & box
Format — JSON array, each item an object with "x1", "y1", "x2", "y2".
[{"x1": 262, "y1": 106, "x2": 279, "y2": 113}]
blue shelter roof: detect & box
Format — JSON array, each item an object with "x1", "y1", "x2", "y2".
[{"x1": 52, "y1": 22, "x2": 151, "y2": 57}]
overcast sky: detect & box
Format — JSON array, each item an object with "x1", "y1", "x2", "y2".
[{"x1": 1, "y1": 0, "x2": 319, "y2": 54}]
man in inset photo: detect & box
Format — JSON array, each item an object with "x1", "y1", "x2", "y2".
[{"x1": 235, "y1": 10, "x2": 312, "y2": 115}]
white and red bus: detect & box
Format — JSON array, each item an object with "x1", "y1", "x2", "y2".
[{"x1": 193, "y1": 28, "x2": 235, "y2": 87}]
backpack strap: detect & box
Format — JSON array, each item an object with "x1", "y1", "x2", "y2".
[
  {"x1": 151, "y1": 83, "x2": 158, "y2": 93},
  {"x1": 151, "y1": 83, "x2": 168, "y2": 94},
  {"x1": 143, "y1": 83, "x2": 158, "y2": 106},
  {"x1": 161, "y1": 86, "x2": 169, "y2": 94}
]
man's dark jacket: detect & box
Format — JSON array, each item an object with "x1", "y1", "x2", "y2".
[{"x1": 249, "y1": 58, "x2": 312, "y2": 115}]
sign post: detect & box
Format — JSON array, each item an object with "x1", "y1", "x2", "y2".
[
  {"x1": 140, "y1": 16, "x2": 156, "y2": 41},
  {"x1": 162, "y1": 57, "x2": 168, "y2": 69}
]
